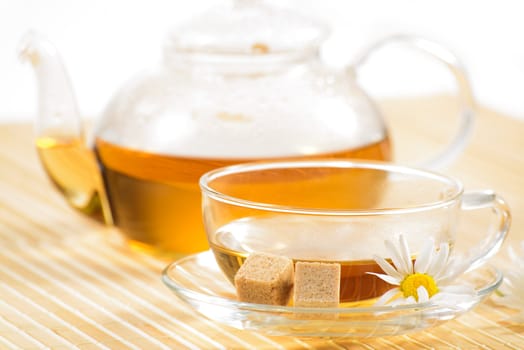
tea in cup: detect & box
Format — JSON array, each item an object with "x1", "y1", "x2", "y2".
[{"x1": 200, "y1": 160, "x2": 510, "y2": 302}]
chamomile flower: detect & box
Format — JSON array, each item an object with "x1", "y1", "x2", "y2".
[
  {"x1": 494, "y1": 241, "x2": 524, "y2": 322},
  {"x1": 368, "y1": 234, "x2": 475, "y2": 306}
]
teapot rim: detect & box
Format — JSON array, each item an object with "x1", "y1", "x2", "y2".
[{"x1": 163, "y1": 44, "x2": 322, "y2": 68}]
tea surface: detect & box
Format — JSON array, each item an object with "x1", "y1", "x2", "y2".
[{"x1": 210, "y1": 215, "x2": 433, "y2": 302}]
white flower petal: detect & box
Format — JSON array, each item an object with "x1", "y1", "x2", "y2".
[
  {"x1": 414, "y1": 238, "x2": 435, "y2": 273},
  {"x1": 372, "y1": 254, "x2": 403, "y2": 280},
  {"x1": 437, "y1": 258, "x2": 469, "y2": 285},
  {"x1": 402, "y1": 296, "x2": 417, "y2": 305},
  {"x1": 427, "y1": 242, "x2": 449, "y2": 278},
  {"x1": 385, "y1": 239, "x2": 410, "y2": 275},
  {"x1": 374, "y1": 288, "x2": 401, "y2": 306},
  {"x1": 399, "y1": 234, "x2": 414, "y2": 274},
  {"x1": 390, "y1": 298, "x2": 408, "y2": 306},
  {"x1": 367, "y1": 272, "x2": 401, "y2": 286},
  {"x1": 417, "y1": 285, "x2": 429, "y2": 303}
]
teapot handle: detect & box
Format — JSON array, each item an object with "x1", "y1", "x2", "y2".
[{"x1": 348, "y1": 35, "x2": 475, "y2": 169}]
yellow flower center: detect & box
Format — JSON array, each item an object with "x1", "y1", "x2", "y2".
[{"x1": 400, "y1": 273, "x2": 439, "y2": 301}]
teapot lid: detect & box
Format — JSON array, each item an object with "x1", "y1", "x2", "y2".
[{"x1": 165, "y1": 0, "x2": 328, "y2": 56}]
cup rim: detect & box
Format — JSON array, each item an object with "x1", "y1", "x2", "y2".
[{"x1": 199, "y1": 160, "x2": 464, "y2": 216}]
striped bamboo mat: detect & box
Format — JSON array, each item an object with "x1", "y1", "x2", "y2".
[{"x1": 1, "y1": 121, "x2": 523, "y2": 349}]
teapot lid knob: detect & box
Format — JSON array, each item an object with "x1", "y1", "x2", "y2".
[{"x1": 165, "y1": 0, "x2": 329, "y2": 56}]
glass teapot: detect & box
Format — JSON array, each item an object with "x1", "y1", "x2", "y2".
[{"x1": 19, "y1": 0, "x2": 474, "y2": 256}]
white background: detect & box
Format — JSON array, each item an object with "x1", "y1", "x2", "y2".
[{"x1": 1, "y1": 0, "x2": 524, "y2": 123}]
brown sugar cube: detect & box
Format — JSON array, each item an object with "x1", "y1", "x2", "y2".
[
  {"x1": 234, "y1": 252, "x2": 294, "y2": 305},
  {"x1": 293, "y1": 261, "x2": 341, "y2": 307}
]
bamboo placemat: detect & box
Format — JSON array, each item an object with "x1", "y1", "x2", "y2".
[{"x1": 1, "y1": 97, "x2": 523, "y2": 349}]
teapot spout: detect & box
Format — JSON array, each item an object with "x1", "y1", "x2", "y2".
[
  {"x1": 19, "y1": 31, "x2": 112, "y2": 224},
  {"x1": 18, "y1": 31, "x2": 82, "y2": 140}
]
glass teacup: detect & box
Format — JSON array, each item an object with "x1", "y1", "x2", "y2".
[{"x1": 200, "y1": 160, "x2": 510, "y2": 303}]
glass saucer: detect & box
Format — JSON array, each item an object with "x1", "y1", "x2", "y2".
[{"x1": 162, "y1": 251, "x2": 502, "y2": 337}]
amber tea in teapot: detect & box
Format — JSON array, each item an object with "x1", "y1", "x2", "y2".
[
  {"x1": 37, "y1": 132, "x2": 390, "y2": 254},
  {"x1": 22, "y1": 0, "x2": 474, "y2": 256}
]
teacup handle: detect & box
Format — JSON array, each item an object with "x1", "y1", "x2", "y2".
[
  {"x1": 461, "y1": 190, "x2": 511, "y2": 271},
  {"x1": 349, "y1": 35, "x2": 475, "y2": 169}
]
